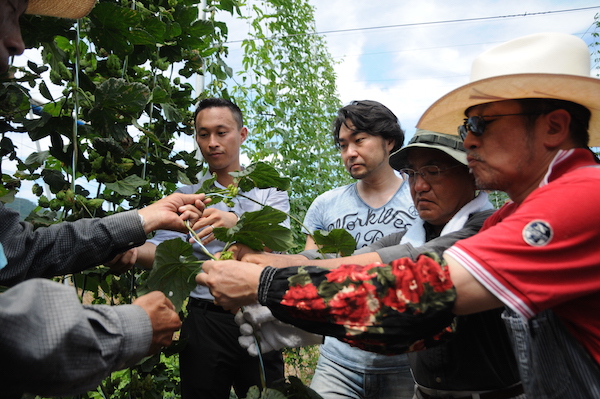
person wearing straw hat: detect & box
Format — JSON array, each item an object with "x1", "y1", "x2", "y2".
[
  {"x1": 0, "y1": 1, "x2": 207, "y2": 396},
  {"x1": 236, "y1": 129, "x2": 524, "y2": 399},
  {"x1": 415, "y1": 32, "x2": 600, "y2": 398},
  {"x1": 26, "y1": 0, "x2": 96, "y2": 19},
  {"x1": 197, "y1": 32, "x2": 600, "y2": 398}
]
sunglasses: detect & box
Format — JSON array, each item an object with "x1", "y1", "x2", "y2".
[{"x1": 458, "y1": 113, "x2": 544, "y2": 140}]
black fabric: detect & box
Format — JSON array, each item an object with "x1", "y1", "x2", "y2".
[
  {"x1": 409, "y1": 308, "x2": 520, "y2": 391},
  {"x1": 417, "y1": 383, "x2": 523, "y2": 399},
  {"x1": 188, "y1": 297, "x2": 231, "y2": 314},
  {"x1": 179, "y1": 303, "x2": 284, "y2": 399}
]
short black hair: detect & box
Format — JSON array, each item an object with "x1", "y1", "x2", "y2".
[
  {"x1": 517, "y1": 98, "x2": 591, "y2": 147},
  {"x1": 333, "y1": 100, "x2": 404, "y2": 153},
  {"x1": 193, "y1": 98, "x2": 244, "y2": 130}
]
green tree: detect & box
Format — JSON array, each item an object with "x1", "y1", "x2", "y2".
[
  {"x1": 1, "y1": 1, "x2": 239, "y2": 397},
  {"x1": 222, "y1": 0, "x2": 350, "y2": 248},
  {"x1": 2, "y1": 0, "x2": 239, "y2": 212},
  {"x1": 593, "y1": 12, "x2": 600, "y2": 78},
  {"x1": 1, "y1": 0, "x2": 343, "y2": 396}
]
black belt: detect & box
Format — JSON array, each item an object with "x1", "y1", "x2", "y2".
[
  {"x1": 417, "y1": 383, "x2": 524, "y2": 399},
  {"x1": 188, "y1": 297, "x2": 231, "y2": 314}
]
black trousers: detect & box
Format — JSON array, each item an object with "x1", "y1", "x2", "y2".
[{"x1": 180, "y1": 300, "x2": 284, "y2": 399}]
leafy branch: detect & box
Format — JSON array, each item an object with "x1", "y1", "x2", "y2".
[{"x1": 141, "y1": 162, "x2": 355, "y2": 312}]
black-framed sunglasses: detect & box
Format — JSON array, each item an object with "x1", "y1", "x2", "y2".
[
  {"x1": 458, "y1": 113, "x2": 544, "y2": 141},
  {"x1": 400, "y1": 164, "x2": 462, "y2": 183}
]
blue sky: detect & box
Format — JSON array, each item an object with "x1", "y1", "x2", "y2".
[{"x1": 303, "y1": 0, "x2": 600, "y2": 141}]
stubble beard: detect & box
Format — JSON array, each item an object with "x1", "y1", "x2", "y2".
[{"x1": 349, "y1": 167, "x2": 368, "y2": 180}]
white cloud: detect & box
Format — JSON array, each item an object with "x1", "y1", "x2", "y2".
[{"x1": 310, "y1": 0, "x2": 600, "y2": 139}]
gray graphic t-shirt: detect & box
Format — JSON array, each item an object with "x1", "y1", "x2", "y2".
[
  {"x1": 303, "y1": 180, "x2": 418, "y2": 248},
  {"x1": 303, "y1": 179, "x2": 419, "y2": 371}
]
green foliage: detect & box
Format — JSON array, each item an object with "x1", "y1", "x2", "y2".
[
  {"x1": 144, "y1": 163, "x2": 297, "y2": 305},
  {"x1": 223, "y1": 0, "x2": 351, "y2": 249},
  {"x1": 215, "y1": 205, "x2": 294, "y2": 251},
  {"x1": 592, "y1": 13, "x2": 600, "y2": 78},
  {"x1": 488, "y1": 190, "x2": 510, "y2": 209},
  {"x1": 312, "y1": 229, "x2": 356, "y2": 257},
  {"x1": 53, "y1": 352, "x2": 183, "y2": 398},
  {"x1": 2, "y1": 1, "x2": 238, "y2": 398},
  {"x1": 142, "y1": 163, "x2": 354, "y2": 307},
  {"x1": 137, "y1": 162, "x2": 296, "y2": 312},
  {"x1": 5, "y1": 0, "x2": 238, "y2": 217},
  {"x1": 232, "y1": 162, "x2": 291, "y2": 192},
  {"x1": 282, "y1": 346, "x2": 320, "y2": 387},
  {"x1": 139, "y1": 238, "x2": 204, "y2": 312},
  {"x1": 3, "y1": 0, "x2": 347, "y2": 396},
  {"x1": 243, "y1": 376, "x2": 323, "y2": 399}
]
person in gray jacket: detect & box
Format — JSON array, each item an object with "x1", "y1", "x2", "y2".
[
  {"x1": 225, "y1": 130, "x2": 524, "y2": 398},
  {"x1": 0, "y1": 1, "x2": 206, "y2": 396},
  {"x1": 202, "y1": 32, "x2": 600, "y2": 398},
  {"x1": 238, "y1": 130, "x2": 492, "y2": 270}
]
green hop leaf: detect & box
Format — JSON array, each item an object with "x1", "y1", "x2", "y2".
[
  {"x1": 104, "y1": 174, "x2": 148, "y2": 196},
  {"x1": 312, "y1": 229, "x2": 356, "y2": 257},
  {"x1": 230, "y1": 162, "x2": 290, "y2": 192},
  {"x1": 139, "y1": 238, "x2": 203, "y2": 312},
  {"x1": 213, "y1": 206, "x2": 293, "y2": 252}
]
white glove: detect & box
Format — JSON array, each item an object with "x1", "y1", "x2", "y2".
[{"x1": 235, "y1": 304, "x2": 323, "y2": 356}]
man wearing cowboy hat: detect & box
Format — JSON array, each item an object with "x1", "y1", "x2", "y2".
[
  {"x1": 197, "y1": 32, "x2": 600, "y2": 398},
  {"x1": 0, "y1": 1, "x2": 208, "y2": 396},
  {"x1": 237, "y1": 129, "x2": 524, "y2": 399},
  {"x1": 416, "y1": 32, "x2": 600, "y2": 398}
]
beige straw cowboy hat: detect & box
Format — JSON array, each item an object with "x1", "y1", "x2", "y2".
[
  {"x1": 26, "y1": 0, "x2": 96, "y2": 19},
  {"x1": 417, "y1": 32, "x2": 600, "y2": 147}
]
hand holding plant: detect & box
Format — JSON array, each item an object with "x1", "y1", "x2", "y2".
[{"x1": 140, "y1": 162, "x2": 356, "y2": 313}]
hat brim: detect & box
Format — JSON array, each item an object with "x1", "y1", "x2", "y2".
[
  {"x1": 417, "y1": 73, "x2": 600, "y2": 147},
  {"x1": 26, "y1": 0, "x2": 96, "y2": 19},
  {"x1": 389, "y1": 143, "x2": 468, "y2": 171}
]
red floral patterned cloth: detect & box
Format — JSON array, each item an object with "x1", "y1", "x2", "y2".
[{"x1": 261, "y1": 253, "x2": 457, "y2": 354}]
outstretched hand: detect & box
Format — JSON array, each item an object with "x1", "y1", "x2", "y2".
[
  {"x1": 106, "y1": 248, "x2": 138, "y2": 274},
  {"x1": 196, "y1": 260, "x2": 262, "y2": 310},
  {"x1": 236, "y1": 304, "x2": 323, "y2": 356},
  {"x1": 138, "y1": 193, "x2": 208, "y2": 234},
  {"x1": 188, "y1": 208, "x2": 240, "y2": 245},
  {"x1": 133, "y1": 291, "x2": 182, "y2": 355},
  {"x1": 241, "y1": 252, "x2": 309, "y2": 268}
]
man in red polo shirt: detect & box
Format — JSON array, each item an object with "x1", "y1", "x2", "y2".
[{"x1": 198, "y1": 32, "x2": 600, "y2": 398}]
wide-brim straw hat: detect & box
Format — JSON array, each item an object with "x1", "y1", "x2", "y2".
[
  {"x1": 417, "y1": 32, "x2": 600, "y2": 147},
  {"x1": 389, "y1": 129, "x2": 467, "y2": 171},
  {"x1": 26, "y1": 0, "x2": 96, "y2": 19}
]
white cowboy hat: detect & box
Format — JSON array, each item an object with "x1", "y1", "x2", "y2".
[
  {"x1": 389, "y1": 129, "x2": 466, "y2": 171},
  {"x1": 26, "y1": 0, "x2": 96, "y2": 19},
  {"x1": 417, "y1": 32, "x2": 600, "y2": 147}
]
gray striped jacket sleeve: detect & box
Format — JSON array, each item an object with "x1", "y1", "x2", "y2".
[
  {"x1": 0, "y1": 204, "x2": 147, "y2": 286},
  {"x1": 0, "y1": 278, "x2": 152, "y2": 397}
]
